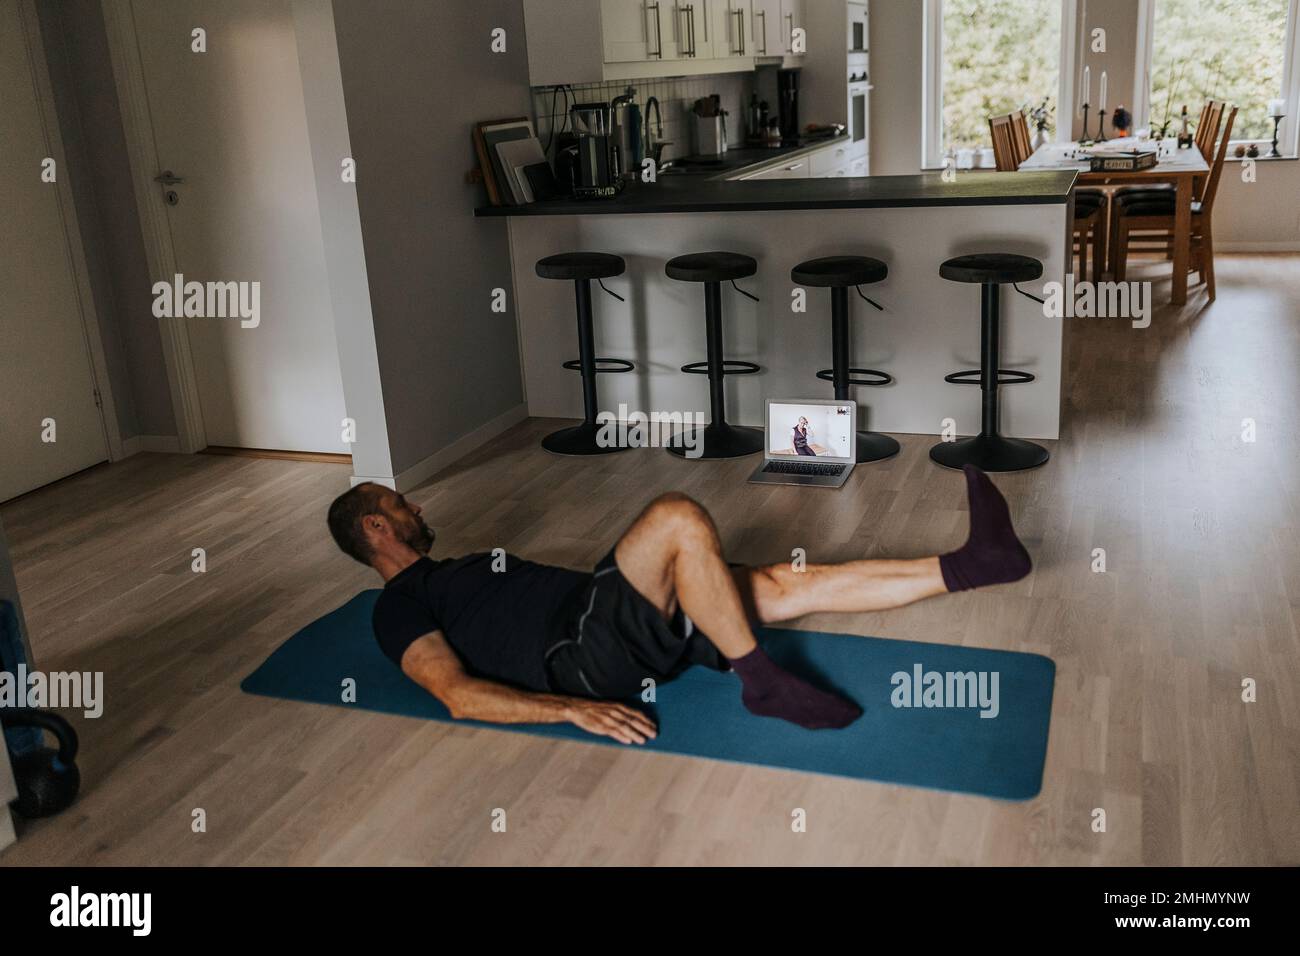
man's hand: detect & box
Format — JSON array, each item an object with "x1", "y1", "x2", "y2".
[{"x1": 564, "y1": 699, "x2": 658, "y2": 745}]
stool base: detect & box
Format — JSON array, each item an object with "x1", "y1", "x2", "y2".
[
  {"x1": 928, "y1": 434, "x2": 1049, "y2": 472},
  {"x1": 666, "y1": 422, "x2": 764, "y2": 460},
  {"x1": 542, "y1": 422, "x2": 630, "y2": 457},
  {"x1": 856, "y1": 431, "x2": 901, "y2": 463}
]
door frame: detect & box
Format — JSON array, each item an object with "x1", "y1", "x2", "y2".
[
  {"x1": 100, "y1": 0, "x2": 207, "y2": 454},
  {"x1": 16, "y1": 0, "x2": 122, "y2": 463}
]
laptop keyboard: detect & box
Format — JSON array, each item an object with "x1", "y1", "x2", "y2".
[{"x1": 762, "y1": 460, "x2": 847, "y2": 477}]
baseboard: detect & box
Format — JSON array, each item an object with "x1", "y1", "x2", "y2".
[
  {"x1": 1216, "y1": 241, "x2": 1300, "y2": 253},
  {"x1": 201, "y1": 446, "x2": 352, "y2": 464},
  {"x1": 392, "y1": 403, "x2": 528, "y2": 493},
  {"x1": 120, "y1": 434, "x2": 182, "y2": 457}
]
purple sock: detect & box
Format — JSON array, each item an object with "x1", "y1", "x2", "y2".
[
  {"x1": 728, "y1": 647, "x2": 862, "y2": 730},
  {"x1": 939, "y1": 464, "x2": 1032, "y2": 592}
]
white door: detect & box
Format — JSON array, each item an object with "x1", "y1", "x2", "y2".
[
  {"x1": 0, "y1": 0, "x2": 109, "y2": 503},
  {"x1": 131, "y1": 0, "x2": 347, "y2": 453}
]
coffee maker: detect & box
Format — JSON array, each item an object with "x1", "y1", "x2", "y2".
[
  {"x1": 777, "y1": 69, "x2": 800, "y2": 144},
  {"x1": 566, "y1": 103, "x2": 622, "y2": 198}
]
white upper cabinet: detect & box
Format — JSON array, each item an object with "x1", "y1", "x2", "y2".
[
  {"x1": 750, "y1": 0, "x2": 803, "y2": 61},
  {"x1": 714, "y1": 0, "x2": 754, "y2": 59},
  {"x1": 780, "y1": 0, "x2": 806, "y2": 55},
  {"x1": 668, "y1": 1, "x2": 714, "y2": 61},
  {"x1": 525, "y1": 0, "x2": 756, "y2": 86},
  {"x1": 601, "y1": 1, "x2": 664, "y2": 63}
]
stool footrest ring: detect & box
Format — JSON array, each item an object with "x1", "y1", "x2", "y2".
[
  {"x1": 562, "y1": 357, "x2": 636, "y2": 374},
  {"x1": 816, "y1": 368, "x2": 893, "y2": 387},
  {"x1": 943, "y1": 368, "x2": 1035, "y2": 386},
  {"x1": 680, "y1": 360, "x2": 761, "y2": 376}
]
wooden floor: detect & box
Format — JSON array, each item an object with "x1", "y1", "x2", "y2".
[{"x1": 2, "y1": 255, "x2": 1298, "y2": 865}]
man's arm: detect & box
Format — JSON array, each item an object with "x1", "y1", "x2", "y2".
[{"x1": 399, "y1": 632, "x2": 657, "y2": 745}]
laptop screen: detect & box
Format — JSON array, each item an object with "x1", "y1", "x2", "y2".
[{"x1": 767, "y1": 402, "x2": 855, "y2": 461}]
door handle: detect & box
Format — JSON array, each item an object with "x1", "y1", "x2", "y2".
[{"x1": 154, "y1": 170, "x2": 185, "y2": 186}]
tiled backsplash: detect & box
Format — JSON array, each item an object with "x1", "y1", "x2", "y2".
[{"x1": 530, "y1": 73, "x2": 752, "y2": 163}]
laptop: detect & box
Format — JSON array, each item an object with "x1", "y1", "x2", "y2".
[{"x1": 747, "y1": 399, "x2": 857, "y2": 489}]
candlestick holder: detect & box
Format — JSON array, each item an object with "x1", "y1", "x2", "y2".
[
  {"x1": 1095, "y1": 109, "x2": 1108, "y2": 142},
  {"x1": 1079, "y1": 103, "x2": 1092, "y2": 145},
  {"x1": 1269, "y1": 114, "x2": 1284, "y2": 158}
]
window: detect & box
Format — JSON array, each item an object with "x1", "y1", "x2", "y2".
[
  {"x1": 923, "y1": 0, "x2": 1069, "y2": 167},
  {"x1": 1145, "y1": 0, "x2": 1295, "y2": 144}
]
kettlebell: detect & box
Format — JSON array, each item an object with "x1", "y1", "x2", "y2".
[{"x1": 1, "y1": 708, "x2": 80, "y2": 818}]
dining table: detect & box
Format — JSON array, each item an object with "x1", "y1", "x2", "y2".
[{"x1": 1019, "y1": 137, "x2": 1210, "y2": 305}]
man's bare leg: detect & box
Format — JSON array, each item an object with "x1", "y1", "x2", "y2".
[
  {"x1": 734, "y1": 464, "x2": 1030, "y2": 624},
  {"x1": 733, "y1": 557, "x2": 948, "y2": 625},
  {"x1": 614, "y1": 493, "x2": 862, "y2": 730}
]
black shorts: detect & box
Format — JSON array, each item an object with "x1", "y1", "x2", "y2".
[{"x1": 544, "y1": 549, "x2": 730, "y2": 699}]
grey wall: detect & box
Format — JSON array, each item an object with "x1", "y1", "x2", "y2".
[
  {"x1": 329, "y1": 0, "x2": 533, "y2": 475},
  {"x1": 36, "y1": 0, "x2": 176, "y2": 440}
]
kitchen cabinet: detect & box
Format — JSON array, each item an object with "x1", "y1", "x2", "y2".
[
  {"x1": 739, "y1": 157, "x2": 810, "y2": 179},
  {"x1": 750, "y1": 0, "x2": 777, "y2": 55},
  {"x1": 525, "y1": 0, "x2": 755, "y2": 86},
  {"x1": 714, "y1": 0, "x2": 753, "y2": 58},
  {"x1": 779, "y1": 0, "x2": 805, "y2": 54},
  {"x1": 666, "y1": 1, "x2": 713, "y2": 60},
  {"x1": 601, "y1": 1, "x2": 663, "y2": 63},
  {"x1": 750, "y1": 0, "x2": 801, "y2": 60},
  {"x1": 810, "y1": 140, "x2": 852, "y2": 176}
]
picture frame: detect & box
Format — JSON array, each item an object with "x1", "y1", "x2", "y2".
[{"x1": 473, "y1": 118, "x2": 535, "y2": 206}]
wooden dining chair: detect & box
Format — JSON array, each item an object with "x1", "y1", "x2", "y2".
[
  {"x1": 1112, "y1": 101, "x2": 1220, "y2": 203},
  {"x1": 989, "y1": 111, "x2": 1033, "y2": 171},
  {"x1": 1112, "y1": 106, "x2": 1237, "y2": 301},
  {"x1": 1072, "y1": 192, "x2": 1107, "y2": 282}
]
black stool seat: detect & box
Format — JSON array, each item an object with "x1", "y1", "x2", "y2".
[
  {"x1": 535, "y1": 252, "x2": 625, "y2": 281},
  {"x1": 791, "y1": 255, "x2": 888, "y2": 288},
  {"x1": 939, "y1": 253, "x2": 1043, "y2": 285},
  {"x1": 665, "y1": 251, "x2": 757, "y2": 283}
]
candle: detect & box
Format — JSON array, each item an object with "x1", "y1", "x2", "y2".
[
  {"x1": 1268, "y1": 98, "x2": 1286, "y2": 117},
  {"x1": 1100, "y1": 71, "x2": 1107, "y2": 111},
  {"x1": 1082, "y1": 66, "x2": 1091, "y2": 111}
]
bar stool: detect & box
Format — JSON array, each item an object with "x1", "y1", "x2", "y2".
[
  {"x1": 930, "y1": 253, "x2": 1049, "y2": 472},
  {"x1": 791, "y1": 255, "x2": 900, "y2": 463},
  {"x1": 664, "y1": 251, "x2": 763, "y2": 459},
  {"x1": 535, "y1": 252, "x2": 634, "y2": 455}
]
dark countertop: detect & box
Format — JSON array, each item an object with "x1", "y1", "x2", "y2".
[{"x1": 475, "y1": 170, "x2": 1079, "y2": 217}]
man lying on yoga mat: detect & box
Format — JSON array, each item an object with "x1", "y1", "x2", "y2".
[{"x1": 326, "y1": 465, "x2": 1030, "y2": 745}]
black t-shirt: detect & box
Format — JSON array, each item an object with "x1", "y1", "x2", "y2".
[{"x1": 372, "y1": 553, "x2": 590, "y2": 692}]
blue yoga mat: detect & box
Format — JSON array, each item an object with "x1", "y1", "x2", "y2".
[{"x1": 241, "y1": 591, "x2": 1055, "y2": 800}]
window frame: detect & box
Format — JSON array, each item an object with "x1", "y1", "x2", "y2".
[
  {"x1": 922, "y1": 0, "x2": 1078, "y2": 169},
  {"x1": 1136, "y1": 0, "x2": 1300, "y2": 155}
]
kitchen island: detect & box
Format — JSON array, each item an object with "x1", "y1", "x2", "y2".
[{"x1": 478, "y1": 171, "x2": 1077, "y2": 441}]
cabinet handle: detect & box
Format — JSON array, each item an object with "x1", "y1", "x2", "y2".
[
  {"x1": 648, "y1": 2, "x2": 663, "y2": 58},
  {"x1": 756, "y1": 9, "x2": 767, "y2": 54},
  {"x1": 687, "y1": 5, "x2": 696, "y2": 56},
  {"x1": 785, "y1": 12, "x2": 793, "y2": 52},
  {"x1": 784, "y1": 162, "x2": 804, "y2": 170}
]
